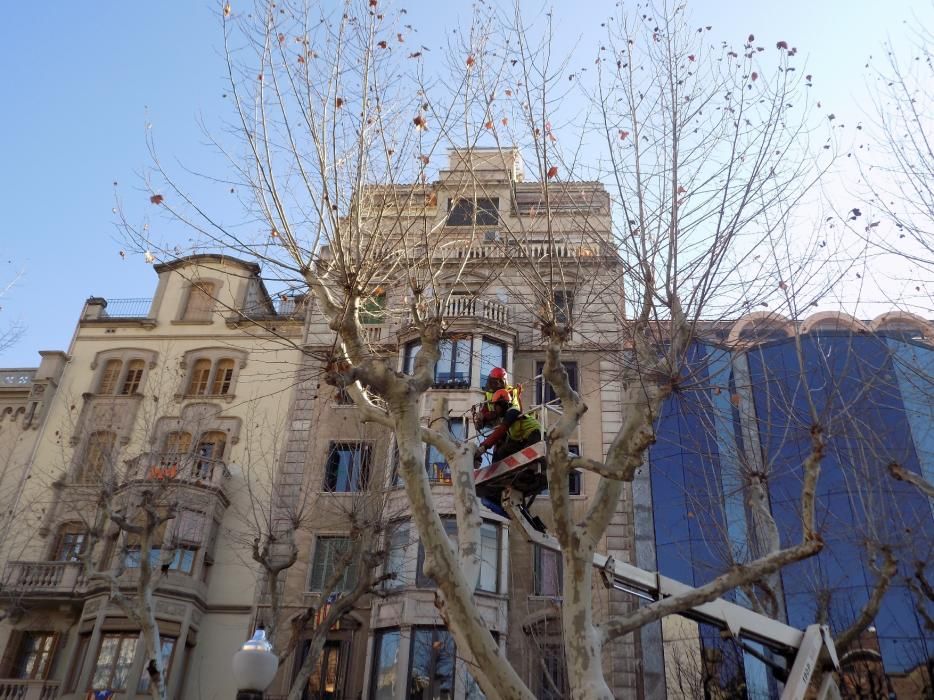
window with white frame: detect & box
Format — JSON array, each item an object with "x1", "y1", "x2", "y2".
[
  {"x1": 480, "y1": 337, "x2": 507, "y2": 384},
  {"x1": 90, "y1": 633, "x2": 138, "y2": 692},
  {"x1": 535, "y1": 361, "x2": 579, "y2": 406},
  {"x1": 124, "y1": 510, "x2": 204, "y2": 575},
  {"x1": 10, "y1": 632, "x2": 57, "y2": 680},
  {"x1": 52, "y1": 522, "x2": 88, "y2": 562},
  {"x1": 136, "y1": 637, "x2": 176, "y2": 692},
  {"x1": 409, "y1": 628, "x2": 456, "y2": 698},
  {"x1": 323, "y1": 442, "x2": 370, "y2": 492},
  {"x1": 119, "y1": 359, "x2": 145, "y2": 394},
  {"x1": 533, "y1": 544, "x2": 562, "y2": 597},
  {"x1": 539, "y1": 643, "x2": 568, "y2": 699},
  {"x1": 194, "y1": 431, "x2": 226, "y2": 479},
  {"x1": 553, "y1": 290, "x2": 574, "y2": 326},
  {"x1": 436, "y1": 337, "x2": 472, "y2": 387},
  {"x1": 425, "y1": 418, "x2": 465, "y2": 483},
  {"x1": 309, "y1": 536, "x2": 358, "y2": 592},
  {"x1": 417, "y1": 519, "x2": 500, "y2": 592},
  {"x1": 540, "y1": 445, "x2": 582, "y2": 497},
  {"x1": 403, "y1": 337, "x2": 472, "y2": 387},
  {"x1": 370, "y1": 630, "x2": 401, "y2": 700},
  {"x1": 383, "y1": 522, "x2": 410, "y2": 589}
]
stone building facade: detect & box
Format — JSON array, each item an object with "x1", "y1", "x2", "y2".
[
  {"x1": 2, "y1": 149, "x2": 924, "y2": 700},
  {"x1": 259, "y1": 148, "x2": 638, "y2": 699},
  {"x1": 0, "y1": 255, "x2": 302, "y2": 699}
]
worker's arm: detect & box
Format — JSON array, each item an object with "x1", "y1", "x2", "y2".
[{"x1": 477, "y1": 409, "x2": 521, "y2": 451}]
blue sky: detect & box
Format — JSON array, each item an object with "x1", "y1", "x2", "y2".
[{"x1": 1, "y1": 0, "x2": 931, "y2": 367}]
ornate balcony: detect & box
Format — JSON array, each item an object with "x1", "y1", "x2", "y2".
[
  {"x1": 401, "y1": 297, "x2": 509, "y2": 328},
  {"x1": 1, "y1": 561, "x2": 86, "y2": 598},
  {"x1": 0, "y1": 680, "x2": 60, "y2": 700},
  {"x1": 440, "y1": 239, "x2": 615, "y2": 261},
  {"x1": 126, "y1": 454, "x2": 231, "y2": 493}
]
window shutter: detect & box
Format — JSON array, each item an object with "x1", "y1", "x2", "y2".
[
  {"x1": 98, "y1": 360, "x2": 122, "y2": 395},
  {"x1": 0, "y1": 630, "x2": 22, "y2": 677},
  {"x1": 41, "y1": 632, "x2": 60, "y2": 680},
  {"x1": 119, "y1": 360, "x2": 145, "y2": 395},
  {"x1": 173, "y1": 511, "x2": 206, "y2": 545},
  {"x1": 184, "y1": 282, "x2": 216, "y2": 321}
]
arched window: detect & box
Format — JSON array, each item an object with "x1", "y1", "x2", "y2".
[
  {"x1": 163, "y1": 431, "x2": 192, "y2": 455},
  {"x1": 97, "y1": 359, "x2": 123, "y2": 395},
  {"x1": 183, "y1": 281, "x2": 216, "y2": 321},
  {"x1": 82, "y1": 431, "x2": 116, "y2": 483},
  {"x1": 119, "y1": 359, "x2": 145, "y2": 395},
  {"x1": 187, "y1": 359, "x2": 212, "y2": 395},
  {"x1": 211, "y1": 359, "x2": 236, "y2": 395}
]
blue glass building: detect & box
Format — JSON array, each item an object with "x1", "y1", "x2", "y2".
[{"x1": 639, "y1": 325, "x2": 933, "y2": 699}]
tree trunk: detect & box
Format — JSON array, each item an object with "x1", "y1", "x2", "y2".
[{"x1": 393, "y1": 400, "x2": 533, "y2": 700}]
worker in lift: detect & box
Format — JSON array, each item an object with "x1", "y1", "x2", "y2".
[
  {"x1": 476, "y1": 389, "x2": 542, "y2": 463},
  {"x1": 475, "y1": 367, "x2": 521, "y2": 432}
]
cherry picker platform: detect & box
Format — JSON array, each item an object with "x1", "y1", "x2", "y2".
[
  {"x1": 472, "y1": 440, "x2": 548, "y2": 502},
  {"x1": 500, "y1": 487, "x2": 843, "y2": 700}
]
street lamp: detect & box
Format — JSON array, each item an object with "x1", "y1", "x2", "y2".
[{"x1": 232, "y1": 628, "x2": 279, "y2": 700}]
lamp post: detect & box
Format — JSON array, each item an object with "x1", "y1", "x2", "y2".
[{"x1": 232, "y1": 628, "x2": 279, "y2": 700}]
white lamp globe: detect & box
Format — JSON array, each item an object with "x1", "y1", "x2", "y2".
[{"x1": 232, "y1": 629, "x2": 279, "y2": 693}]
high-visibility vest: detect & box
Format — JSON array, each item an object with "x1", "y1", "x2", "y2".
[
  {"x1": 483, "y1": 385, "x2": 522, "y2": 411},
  {"x1": 506, "y1": 413, "x2": 541, "y2": 442}
]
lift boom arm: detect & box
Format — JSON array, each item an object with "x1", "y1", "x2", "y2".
[{"x1": 502, "y1": 489, "x2": 841, "y2": 700}]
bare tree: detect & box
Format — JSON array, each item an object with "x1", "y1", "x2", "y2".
[
  {"x1": 6, "y1": 350, "x2": 236, "y2": 700},
  {"x1": 114, "y1": 2, "x2": 911, "y2": 698},
  {"x1": 860, "y1": 19, "x2": 934, "y2": 278},
  {"x1": 228, "y1": 397, "x2": 399, "y2": 700},
  {"x1": 0, "y1": 266, "x2": 25, "y2": 357},
  {"x1": 45, "y1": 359, "x2": 221, "y2": 700}
]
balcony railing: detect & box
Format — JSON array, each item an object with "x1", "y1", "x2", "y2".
[
  {"x1": 402, "y1": 297, "x2": 509, "y2": 327},
  {"x1": 128, "y1": 453, "x2": 230, "y2": 490},
  {"x1": 239, "y1": 295, "x2": 308, "y2": 320},
  {"x1": 0, "y1": 370, "x2": 35, "y2": 388},
  {"x1": 0, "y1": 680, "x2": 59, "y2": 700},
  {"x1": 363, "y1": 325, "x2": 384, "y2": 343},
  {"x1": 100, "y1": 297, "x2": 153, "y2": 318},
  {"x1": 442, "y1": 240, "x2": 614, "y2": 261},
  {"x1": 2, "y1": 561, "x2": 86, "y2": 596}
]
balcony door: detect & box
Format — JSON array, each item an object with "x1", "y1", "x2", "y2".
[{"x1": 194, "y1": 431, "x2": 226, "y2": 480}]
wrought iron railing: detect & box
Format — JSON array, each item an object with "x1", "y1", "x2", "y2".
[{"x1": 101, "y1": 297, "x2": 152, "y2": 318}]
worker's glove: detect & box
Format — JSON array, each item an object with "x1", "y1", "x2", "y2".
[{"x1": 479, "y1": 424, "x2": 508, "y2": 451}]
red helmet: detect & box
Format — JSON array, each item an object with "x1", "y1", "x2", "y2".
[
  {"x1": 491, "y1": 389, "x2": 512, "y2": 404},
  {"x1": 488, "y1": 367, "x2": 507, "y2": 381}
]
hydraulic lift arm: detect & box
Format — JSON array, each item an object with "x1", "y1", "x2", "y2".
[{"x1": 502, "y1": 489, "x2": 841, "y2": 700}]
